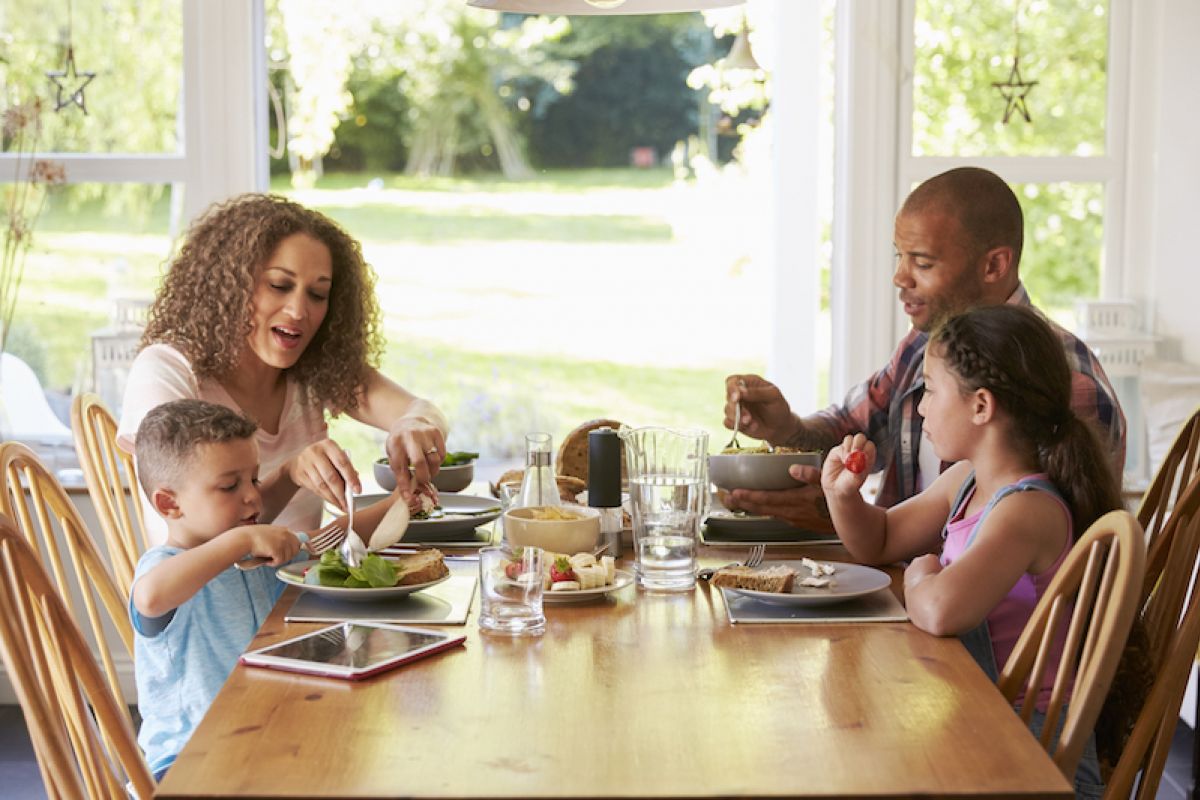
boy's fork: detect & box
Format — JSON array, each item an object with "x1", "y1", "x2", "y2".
[
  {"x1": 234, "y1": 521, "x2": 348, "y2": 570},
  {"x1": 697, "y1": 544, "x2": 766, "y2": 580}
]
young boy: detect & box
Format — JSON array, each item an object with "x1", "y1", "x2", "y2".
[{"x1": 130, "y1": 399, "x2": 302, "y2": 781}]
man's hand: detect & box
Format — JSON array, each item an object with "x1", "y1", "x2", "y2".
[
  {"x1": 726, "y1": 482, "x2": 834, "y2": 533},
  {"x1": 723, "y1": 374, "x2": 801, "y2": 446}
]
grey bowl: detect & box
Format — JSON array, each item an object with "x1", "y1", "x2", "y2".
[
  {"x1": 374, "y1": 458, "x2": 474, "y2": 493},
  {"x1": 708, "y1": 451, "x2": 823, "y2": 491}
]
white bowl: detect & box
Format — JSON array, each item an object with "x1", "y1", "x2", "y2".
[
  {"x1": 708, "y1": 451, "x2": 823, "y2": 491},
  {"x1": 503, "y1": 506, "x2": 601, "y2": 554}
]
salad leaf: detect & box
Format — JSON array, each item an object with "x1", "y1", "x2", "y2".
[
  {"x1": 311, "y1": 551, "x2": 398, "y2": 588},
  {"x1": 442, "y1": 451, "x2": 479, "y2": 467},
  {"x1": 348, "y1": 554, "x2": 400, "y2": 588}
]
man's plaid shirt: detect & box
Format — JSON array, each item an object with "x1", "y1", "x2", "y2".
[{"x1": 810, "y1": 284, "x2": 1127, "y2": 508}]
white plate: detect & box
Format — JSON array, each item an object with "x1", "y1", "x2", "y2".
[
  {"x1": 543, "y1": 569, "x2": 635, "y2": 604},
  {"x1": 720, "y1": 561, "x2": 892, "y2": 607},
  {"x1": 277, "y1": 559, "x2": 451, "y2": 602},
  {"x1": 335, "y1": 493, "x2": 502, "y2": 540}
]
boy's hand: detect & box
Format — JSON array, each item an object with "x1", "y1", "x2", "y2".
[
  {"x1": 239, "y1": 525, "x2": 302, "y2": 567},
  {"x1": 822, "y1": 434, "x2": 875, "y2": 497}
]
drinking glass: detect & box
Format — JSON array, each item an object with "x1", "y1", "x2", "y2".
[
  {"x1": 478, "y1": 545, "x2": 546, "y2": 635},
  {"x1": 619, "y1": 426, "x2": 709, "y2": 592}
]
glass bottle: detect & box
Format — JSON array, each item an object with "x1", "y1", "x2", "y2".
[{"x1": 517, "y1": 432, "x2": 561, "y2": 508}]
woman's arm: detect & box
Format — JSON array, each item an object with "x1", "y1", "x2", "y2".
[
  {"x1": 903, "y1": 491, "x2": 1070, "y2": 636},
  {"x1": 348, "y1": 368, "x2": 450, "y2": 497}
]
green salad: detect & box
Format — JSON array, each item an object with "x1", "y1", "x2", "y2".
[
  {"x1": 303, "y1": 550, "x2": 399, "y2": 588},
  {"x1": 441, "y1": 450, "x2": 478, "y2": 467}
]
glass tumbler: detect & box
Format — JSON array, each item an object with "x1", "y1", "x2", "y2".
[{"x1": 478, "y1": 545, "x2": 546, "y2": 636}]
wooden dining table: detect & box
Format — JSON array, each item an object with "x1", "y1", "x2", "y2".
[{"x1": 155, "y1": 540, "x2": 1073, "y2": 799}]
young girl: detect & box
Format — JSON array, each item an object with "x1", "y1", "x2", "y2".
[{"x1": 821, "y1": 304, "x2": 1121, "y2": 798}]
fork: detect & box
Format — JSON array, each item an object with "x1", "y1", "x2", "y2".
[
  {"x1": 234, "y1": 521, "x2": 348, "y2": 570},
  {"x1": 725, "y1": 396, "x2": 743, "y2": 451},
  {"x1": 697, "y1": 544, "x2": 766, "y2": 580}
]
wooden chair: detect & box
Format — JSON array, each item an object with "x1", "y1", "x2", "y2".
[
  {"x1": 0, "y1": 441, "x2": 135, "y2": 712},
  {"x1": 0, "y1": 513, "x2": 154, "y2": 799},
  {"x1": 1137, "y1": 404, "x2": 1200, "y2": 586},
  {"x1": 997, "y1": 509, "x2": 1145, "y2": 781},
  {"x1": 71, "y1": 392, "x2": 148, "y2": 599},
  {"x1": 1101, "y1": 473, "x2": 1200, "y2": 798}
]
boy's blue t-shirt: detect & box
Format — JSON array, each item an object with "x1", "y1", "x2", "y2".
[{"x1": 129, "y1": 546, "x2": 286, "y2": 777}]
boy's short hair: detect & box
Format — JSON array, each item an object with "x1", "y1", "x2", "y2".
[{"x1": 135, "y1": 400, "x2": 258, "y2": 496}]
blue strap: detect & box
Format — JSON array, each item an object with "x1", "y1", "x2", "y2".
[{"x1": 963, "y1": 475, "x2": 1062, "y2": 550}]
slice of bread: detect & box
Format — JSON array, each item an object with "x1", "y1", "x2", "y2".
[
  {"x1": 394, "y1": 549, "x2": 449, "y2": 586},
  {"x1": 711, "y1": 565, "x2": 797, "y2": 594}
]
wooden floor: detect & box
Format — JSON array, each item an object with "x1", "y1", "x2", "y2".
[{"x1": 0, "y1": 704, "x2": 1193, "y2": 799}]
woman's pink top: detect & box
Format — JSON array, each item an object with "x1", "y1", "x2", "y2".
[
  {"x1": 940, "y1": 473, "x2": 1073, "y2": 709},
  {"x1": 117, "y1": 343, "x2": 329, "y2": 547}
]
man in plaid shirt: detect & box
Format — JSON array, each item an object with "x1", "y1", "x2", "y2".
[{"x1": 723, "y1": 167, "x2": 1126, "y2": 532}]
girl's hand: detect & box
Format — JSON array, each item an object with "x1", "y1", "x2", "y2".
[
  {"x1": 903, "y1": 553, "x2": 943, "y2": 593},
  {"x1": 385, "y1": 418, "x2": 447, "y2": 501},
  {"x1": 286, "y1": 439, "x2": 361, "y2": 512},
  {"x1": 240, "y1": 525, "x2": 302, "y2": 567},
  {"x1": 821, "y1": 434, "x2": 875, "y2": 496}
]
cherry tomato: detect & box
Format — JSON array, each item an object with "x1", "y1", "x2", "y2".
[
  {"x1": 845, "y1": 450, "x2": 867, "y2": 475},
  {"x1": 504, "y1": 560, "x2": 523, "y2": 580}
]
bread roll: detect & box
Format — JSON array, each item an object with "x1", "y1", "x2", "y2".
[
  {"x1": 556, "y1": 418, "x2": 626, "y2": 484},
  {"x1": 394, "y1": 549, "x2": 449, "y2": 586}
]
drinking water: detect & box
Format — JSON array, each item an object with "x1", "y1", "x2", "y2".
[{"x1": 630, "y1": 475, "x2": 703, "y2": 591}]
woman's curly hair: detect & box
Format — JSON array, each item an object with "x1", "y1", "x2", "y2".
[{"x1": 142, "y1": 193, "x2": 382, "y2": 414}]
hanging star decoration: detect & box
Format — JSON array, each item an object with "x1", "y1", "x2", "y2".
[
  {"x1": 992, "y1": 55, "x2": 1037, "y2": 124},
  {"x1": 46, "y1": 46, "x2": 96, "y2": 114}
]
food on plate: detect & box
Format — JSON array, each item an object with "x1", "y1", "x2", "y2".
[
  {"x1": 303, "y1": 549, "x2": 447, "y2": 589},
  {"x1": 502, "y1": 549, "x2": 616, "y2": 592},
  {"x1": 557, "y1": 418, "x2": 626, "y2": 484},
  {"x1": 844, "y1": 449, "x2": 867, "y2": 474},
  {"x1": 711, "y1": 565, "x2": 798, "y2": 593},
  {"x1": 441, "y1": 450, "x2": 478, "y2": 467},
  {"x1": 798, "y1": 557, "x2": 838, "y2": 588},
  {"x1": 409, "y1": 493, "x2": 439, "y2": 519}
]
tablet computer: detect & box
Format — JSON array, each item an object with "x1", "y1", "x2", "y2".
[{"x1": 240, "y1": 621, "x2": 465, "y2": 680}]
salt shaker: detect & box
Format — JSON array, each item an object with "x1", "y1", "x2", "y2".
[{"x1": 587, "y1": 426, "x2": 623, "y2": 557}]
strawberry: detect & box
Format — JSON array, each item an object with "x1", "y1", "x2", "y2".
[
  {"x1": 845, "y1": 449, "x2": 867, "y2": 475},
  {"x1": 550, "y1": 556, "x2": 577, "y2": 584}
]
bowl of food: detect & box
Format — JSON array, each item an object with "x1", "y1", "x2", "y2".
[
  {"x1": 708, "y1": 447, "x2": 823, "y2": 492},
  {"x1": 503, "y1": 505, "x2": 601, "y2": 554},
  {"x1": 375, "y1": 451, "x2": 478, "y2": 494}
]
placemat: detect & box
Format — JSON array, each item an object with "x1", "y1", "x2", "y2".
[
  {"x1": 721, "y1": 586, "x2": 908, "y2": 624},
  {"x1": 285, "y1": 575, "x2": 477, "y2": 625}
]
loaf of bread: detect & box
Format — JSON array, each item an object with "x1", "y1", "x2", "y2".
[
  {"x1": 557, "y1": 418, "x2": 626, "y2": 484},
  {"x1": 492, "y1": 470, "x2": 585, "y2": 503},
  {"x1": 395, "y1": 549, "x2": 449, "y2": 586},
  {"x1": 711, "y1": 565, "x2": 797, "y2": 593}
]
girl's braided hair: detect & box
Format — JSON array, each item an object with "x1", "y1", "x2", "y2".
[
  {"x1": 141, "y1": 193, "x2": 383, "y2": 415},
  {"x1": 929, "y1": 304, "x2": 1121, "y2": 537}
]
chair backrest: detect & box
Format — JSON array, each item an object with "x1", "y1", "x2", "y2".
[
  {"x1": 0, "y1": 513, "x2": 154, "y2": 799},
  {"x1": 1138, "y1": 405, "x2": 1200, "y2": 584},
  {"x1": 997, "y1": 509, "x2": 1146, "y2": 781},
  {"x1": 70, "y1": 392, "x2": 148, "y2": 598},
  {"x1": 0, "y1": 441, "x2": 134, "y2": 711},
  {"x1": 1104, "y1": 474, "x2": 1200, "y2": 798}
]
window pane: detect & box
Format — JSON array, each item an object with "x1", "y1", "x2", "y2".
[
  {"x1": 912, "y1": 0, "x2": 1108, "y2": 157},
  {"x1": 10, "y1": 183, "x2": 176, "y2": 414},
  {"x1": 1015, "y1": 181, "x2": 1104, "y2": 319},
  {"x1": 0, "y1": 1, "x2": 182, "y2": 153}
]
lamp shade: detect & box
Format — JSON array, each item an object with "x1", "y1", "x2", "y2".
[
  {"x1": 467, "y1": 0, "x2": 744, "y2": 14},
  {"x1": 722, "y1": 28, "x2": 762, "y2": 71}
]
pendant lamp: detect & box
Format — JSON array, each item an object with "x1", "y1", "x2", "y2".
[
  {"x1": 467, "y1": 0, "x2": 744, "y2": 14},
  {"x1": 722, "y1": 24, "x2": 762, "y2": 72}
]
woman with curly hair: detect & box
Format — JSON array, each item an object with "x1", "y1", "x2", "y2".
[{"x1": 117, "y1": 193, "x2": 448, "y2": 545}]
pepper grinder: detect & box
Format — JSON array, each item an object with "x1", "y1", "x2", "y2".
[{"x1": 587, "y1": 427, "x2": 623, "y2": 557}]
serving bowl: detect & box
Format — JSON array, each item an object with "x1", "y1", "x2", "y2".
[
  {"x1": 374, "y1": 458, "x2": 475, "y2": 493},
  {"x1": 504, "y1": 505, "x2": 601, "y2": 554},
  {"x1": 708, "y1": 450, "x2": 823, "y2": 492}
]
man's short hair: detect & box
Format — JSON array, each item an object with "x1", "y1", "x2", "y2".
[
  {"x1": 135, "y1": 399, "x2": 258, "y2": 496},
  {"x1": 901, "y1": 167, "x2": 1024, "y2": 267}
]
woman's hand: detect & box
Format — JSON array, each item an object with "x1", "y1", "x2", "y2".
[
  {"x1": 385, "y1": 417, "x2": 447, "y2": 501},
  {"x1": 822, "y1": 434, "x2": 875, "y2": 498},
  {"x1": 286, "y1": 438, "x2": 361, "y2": 512}
]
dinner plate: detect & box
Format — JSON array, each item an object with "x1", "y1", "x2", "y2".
[
  {"x1": 277, "y1": 559, "x2": 451, "y2": 602},
  {"x1": 543, "y1": 569, "x2": 635, "y2": 604},
  {"x1": 720, "y1": 561, "x2": 891, "y2": 607},
  {"x1": 339, "y1": 493, "x2": 502, "y2": 540}
]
